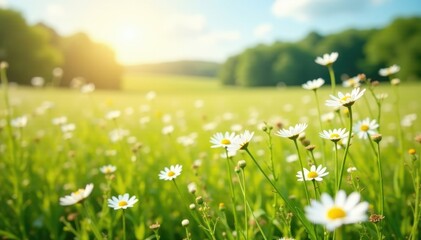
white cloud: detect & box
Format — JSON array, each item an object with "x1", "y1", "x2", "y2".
[
  {"x1": 254, "y1": 23, "x2": 273, "y2": 38},
  {"x1": 199, "y1": 30, "x2": 241, "y2": 45},
  {"x1": 46, "y1": 4, "x2": 64, "y2": 18},
  {"x1": 169, "y1": 14, "x2": 207, "y2": 32},
  {"x1": 272, "y1": 0, "x2": 369, "y2": 22}
]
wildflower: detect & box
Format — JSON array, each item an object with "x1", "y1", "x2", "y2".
[
  {"x1": 342, "y1": 75, "x2": 362, "y2": 88},
  {"x1": 379, "y1": 64, "x2": 400, "y2": 77},
  {"x1": 319, "y1": 128, "x2": 349, "y2": 142},
  {"x1": 238, "y1": 160, "x2": 247, "y2": 169},
  {"x1": 53, "y1": 67, "x2": 63, "y2": 78},
  {"x1": 108, "y1": 193, "x2": 138, "y2": 210},
  {"x1": 105, "y1": 110, "x2": 121, "y2": 120},
  {"x1": 347, "y1": 167, "x2": 357, "y2": 173},
  {"x1": 302, "y1": 78, "x2": 325, "y2": 90},
  {"x1": 149, "y1": 223, "x2": 161, "y2": 230},
  {"x1": 162, "y1": 125, "x2": 174, "y2": 135},
  {"x1": 305, "y1": 190, "x2": 369, "y2": 231},
  {"x1": 315, "y1": 52, "x2": 339, "y2": 66},
  {"x1": 408, "y1": 148, "x2": 416, "y2": 155},
  {"x1": 325, "y1": 88, "x2": 366, "y2": 108},
  {"x1": 227, "y1": 130, "x2": 254, "y2": 152},
  {"x1": 181, "y1": 219, "x2": 190, "y2": 227},
  {"x1": 100, "y1": 164, "x2": 117, "y2": 174},
  {"x1": 391, "y1": 78, "x2": 400, "y2": 86},
  {"x1": 286, "y1": 154, "x2": 298, "y2": 163},
  {"x1": 321, "y1": 112, "x2": 335, "y2": 123},
  {"x1": 296, "y1": 165, "x2": 329, "y2": 182},
  {"x1": 31, "y1": 77, "x2": 45, "y2": 87},
  {"x1": 158, "y1": 164, "x2": 182, "y2": 181},
  {"x1": 80, "y1": 83, "x2": 95, "y2": 93},
  {"x1": 401, "y1": 113, "x2": 417, "y2": 127},
  {"x1": 275, "y1": 123, "x2": 308, "y2": 140},
  {"x1": 145, "y1": 91, "x2": 156, "y2": 101},
  {"x1": 61, "y1": 123, "x2": 76, "y2": 133},
  {"x1": 11, "y1": 116, "x2": 28, "y2": 128},
  {"x1": 59, "y1": 183, "x2": 94, "y2": 206},
  {"x1": 354, "y1": 118, "x2": 379, "y2": 139},
  {"x1": 369, "y1": 214, "x2": 385, "y2": 223},
  {"x1": 52, "y1": 116, "x2": 67, "y2": 125},
  {"x1": 210, "y1": 132, "x2": 236, "y2": 149},
  {"x1": 187, "y1": 182, "x2": 197, "y2": 194}
]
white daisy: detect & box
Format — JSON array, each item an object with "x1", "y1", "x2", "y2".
[
  {"x1": 59, "y1": 183, "x2": 94, "y2": 206},
  {"x1": 302, "y1": 78, "x2": 325, "y2": 90},
  {"x1": 80, "y1": 83, "x2": 95, "y2": 93},
  {"x1": 105, "y1": 110, "x2": 121, "y2": 120},
  {"x1": 354, "y1": 118, "x2": 379, "y2": 139},
  {"x1": 325, "y1": 88, "x2": 366, "y2": 108},
  {"x1": 159, "y1": 164, "x2": 182, "y2": 181},
  {"x1": 315, "y1": 52, "x2": 339, "y2": 66},
  {"x1": 227, "y1": 130, "x2": 254, "y2": 152},
  {"x1": 296, "y1": 165, "x2": 329, "y2": 182},
  {"x1": 162, "y1": 125, "x2": 174, "y2": 135},
  {"x1": 11, "y1": 116, "x2": 28, "y2": 128},
  {"x1": 31, "y1": 77, "x2": 45, "y2": 87},
  {"x1": 379, "y1": 64, "x2": 400, "y2": 77},
  {"x1": 100, "y1": 164, "x2": 117, "y2": 174},
  {"x1": 319, "y1": 128, "x2": 349, "y2": 142},
  {"x1": 305, "y1": 190, "x2": 369, "y2": 231},
  {"x1": 342, "y1": 75, "x2": 362, "y2": 88},
  {"x1": 108, "y1": 193, "x2": 138, "y2": 210},
  {"x1": 210, "y1": 132, "x2": 237, "y2": 148},
  {"x1": 275, "y1": 123, "x2": 308, "y2": 140},
  {"x1": 321, "y1": 112, "x2": 335, "y2": 123}
]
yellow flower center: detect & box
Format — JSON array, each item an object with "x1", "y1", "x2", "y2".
[
  {"x1": 167, "y1": 171, "x2": 175, "y2": 177},
  {"x1": 330, "y1": 133, "x2": 340, "y2": 139},
  {"x1": 74, "y1": 189, "x2": 84, "y2": 196},
  {"x1": 307, "y1": 171, "x2": 318, "y2": 178},
  {"x1": 118, "y1": 201, "x2": 128, "y2": 207},
  {"x1": 327, "y1": 207, "x2": 346, "y2": 220},
  {"x1": 360, "y1": 124, "x2": 369, "y2": 132},
  {"x1": 221, "y1": 138, "x2": 231, "y2": 145},
  {"x1": 340, "y1": 95, "x2": 351, "y2": 102}
]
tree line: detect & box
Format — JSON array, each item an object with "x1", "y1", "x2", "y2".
[
  {"x1": 0, "y1": 9, "x2": 122, "y2": 89},
  {"x1": 219, "y1": 17, "x2": 421, "y2": 87}
]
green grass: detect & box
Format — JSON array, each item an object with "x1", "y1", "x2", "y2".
[
  {"x1": 1, "y1": 76, "x2": 421, "y2": 240},
  {"x1": 122, "y1": 72, "x2": 220, "y2": 93}
]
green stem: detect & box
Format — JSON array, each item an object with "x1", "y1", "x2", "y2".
[
  {"x1": 293, "y1": 139, "x2": 311, "y2": 205},
  {"x1": 327, "y1": 65, "x2": 336, "y2": 94},
  {"x1": 241, "y1": 170, "x2": 248, "y2": 240},
  {"x1": 314, "y1": 90, "x2": 327, "y2": 167},
  {"x1": 224, "y1": 149, "x2": 240, "y2": 240},
  {"x1": 334, "y1": 142, "x2": 339, "y2": 190},
  {"x1": 375, "y1": 141, "x2": 384, "y2": 240},
  {"x1": 410, "y1": 160, "x2": 420, "y2": 240},
  {"x1": 237, "y1": 170, "x2": 267, "y2": 240},
  {"x1": 122, "y1": 210, "x2": 126, "y2": 240},
  {"x1": 244, "y1": 149, "x2": 316, "y2": 239},
  {"x1": 337, "y1": 106, "x2": 353, "y2": 191}
]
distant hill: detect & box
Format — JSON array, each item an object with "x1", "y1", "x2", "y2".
[{"x1": 126, "y1": 60, "x2": 220, "y2": 77}]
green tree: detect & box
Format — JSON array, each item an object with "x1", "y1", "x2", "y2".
[
  {"x1": 60, "y1": 33, "x2": 123, "y2": 89},
  {"x1": 365, "y1": 17, "x2": 421, "y2": 81},
  {"x1": 0, "y1": 9, "x2": 62, "y2": 85},
  {"x1": 219, "y1": 56, "x2": 239, "y2": 85}
]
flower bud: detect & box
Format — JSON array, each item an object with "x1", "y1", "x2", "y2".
[
  {"x1": 237, "y1": 160, "x2": 247, "y2": 169},
  {"x1": 181, "y1": 219, "x2": 189, "y2": 227}
]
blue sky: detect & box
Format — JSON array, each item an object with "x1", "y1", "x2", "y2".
[{"x1": 1, "y1": 0, "x2": 420, "y2": 64}]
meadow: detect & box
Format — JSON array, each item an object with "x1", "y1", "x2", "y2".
[{"x1": 1, "y1": 68, "x2": 420, "y2": 240}]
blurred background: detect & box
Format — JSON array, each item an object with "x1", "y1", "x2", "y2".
[{"x1": 0, "y1": 0, "x2": 420, "y2": 89}]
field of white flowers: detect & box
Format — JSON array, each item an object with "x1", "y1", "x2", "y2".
[{"x1": 0, "y1": 55, "x2": 420, "y2": 240}]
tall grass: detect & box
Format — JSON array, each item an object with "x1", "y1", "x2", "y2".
[{"x1": 0, "y1": 67, "x2": 420, "y2": 239}]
